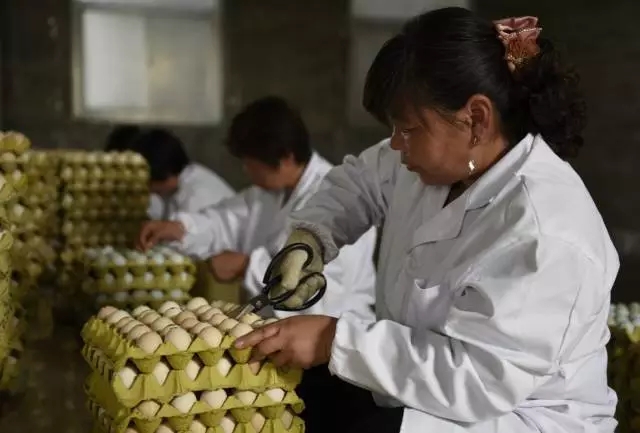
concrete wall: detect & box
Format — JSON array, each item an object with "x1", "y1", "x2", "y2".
[{"x1": 2, "y1": 0, "x2": 640, "y2": 300}]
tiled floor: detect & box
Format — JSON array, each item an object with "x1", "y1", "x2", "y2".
[{"x1": 0, "y1": 325, "x2": 93, "y2": 433}]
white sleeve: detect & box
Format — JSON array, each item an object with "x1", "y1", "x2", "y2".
[
  {"x1": 147, "y1": 194, "x2": 164, "y2": 221},
  {"x1": 242, "y1": 229, "x2": 377, "y2": 321},
  {"x1": 169, "y1": 181, "x2": 235, "y2": 221},
  {"x1": 329, "y1": 236, "x2": 592, "y2": 423},
  {"x1": 290, "y1": 139, "x2": 398, "y2": 262},
  {"x1": 170, "y1": 190, "x2": 252, "y2": 260}
]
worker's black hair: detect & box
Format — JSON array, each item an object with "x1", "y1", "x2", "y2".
[
  {"x1": 363, "y1": 7, "x2": 586, "y2": 159},
  {"x1": 225, "y1": 96, "x2": 312, "y2": 167},
  {"x1": 104, "y1": 125, "x2": 142, "y2": 152},
  {"x1": 131, "y1": 129, "x2": 190, "y2": 181}
]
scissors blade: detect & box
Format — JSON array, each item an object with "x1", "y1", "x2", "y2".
[{"x1": 232, "y1": 292, "x2": 271, "y2": 320}]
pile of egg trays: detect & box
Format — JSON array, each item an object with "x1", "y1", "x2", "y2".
[
  {"x1": 57, "y1": 150, "x2": 150, "y2": 293},
  {"x1": 81, "y1": 298, "x2": 305, "y2": 433},
  {"x1": 607, "y1": 303, "x2": 640, "y2": 433},
  {"x1": 79, "y1": 246, "x2": 197, "y2": 309},
  {"x1": 0, "y1": 132, "x2": 32, "y2": 391},
  {"x1": 8, "y1": 150, "x2": 60, "y2": 340}
]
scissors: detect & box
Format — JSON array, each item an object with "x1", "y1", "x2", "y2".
[{"x1": 232, "y1": 243, "x2": 327, "y2": 320}]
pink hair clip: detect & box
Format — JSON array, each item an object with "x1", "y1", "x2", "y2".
[{"x1": 493, "y1": 16, "x2": 542, "y2": 72}]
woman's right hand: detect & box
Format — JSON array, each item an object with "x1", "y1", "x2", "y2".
[{"x1": 137, "y1": 220, "x2": 185, "y2": 251}]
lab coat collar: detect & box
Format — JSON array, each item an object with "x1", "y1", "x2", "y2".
[
  {"x1": 409, "y1": 134, "x2": 536, "y2": 250},
  {"x1": 178, "y1": 163, "x2": 196, "y2": 188}
]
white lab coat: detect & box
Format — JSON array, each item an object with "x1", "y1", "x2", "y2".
[
  {"x1": 170, "y1": 153, "x2": 377, "y2": 321},
  {"x1": 148, "y1": 163, "x2": 235, "y2": 221},
  {"x1": 290, "y1": 135, "x2": 619, "y2": 433}
]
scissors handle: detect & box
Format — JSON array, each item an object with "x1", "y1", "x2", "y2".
[
  {"x1": 272, "y1": 272, "x2": 327, "y2": 312},
  {"x1": 262, "y1": 243, "x2": 315, "y2": 285}
]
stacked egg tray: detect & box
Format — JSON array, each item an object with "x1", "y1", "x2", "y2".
[
  {"x1": 0, "y1": 131, "x2": 31, "y2": 392},
  {"x1": 77, "y1": 246, "x2": 197, "y2": 309},
  {"x1": 81, "y1": 298, "x2": 304, "y2": 433},
  {"x1": 607, "y1": 303, "x2": 640, "y2": 433},
  {"x1": 57, "y1": 150, "x2": 150, "y2": 293},
  {"x1": 9, "y1": 150, "x2": 60, "y2": 340}
]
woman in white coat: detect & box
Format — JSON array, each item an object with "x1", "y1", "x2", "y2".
[{"x1": 234, "y1": 8, "x2": 619, "y2": 433}]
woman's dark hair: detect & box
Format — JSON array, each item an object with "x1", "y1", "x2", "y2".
[
  {"x1": 225, "y1": 96, "x2": 312, "y2": 167},
  {"x1": 131, "y1": 129, "x2": 190, "y2": 181},
  {"x1": 363, "y1": 7, "x2": 586, "y2": 159},
  {"x1": 105, "y1": 125, "x2": 141, "y2": 152}
]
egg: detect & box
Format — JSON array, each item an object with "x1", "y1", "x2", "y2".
[
  {"x1": 189, "y1": 420, "x2": 207, "y2": 433},
  {"x1": 158, "y1": 301, "x2": 181, "y2": 314},
  {"x1": 239, "y1": 313, "x2": 261, "y2": 325},
  {"x1": 164, "y1": 327, "x2": 192, "y2": 351},
  {"x1": 265, "y1": 388, "x2": 285, "y2": 403},
  {"x1": 186, "y1": 297, "x2": 209, "y2": 311},
  {"x1": 150, "y1": 290, "x2": 164, "y2": 300},
  {"x1": 152, "y1": 361, "x2": 171, "y2": 385},
  {"x1": 117, "y1": 366, "x2": 138, "y2": 389},
  {"x1": 252, "y1": 320, "x2": 265, "y2": 327},
  {"x1": 235, "y1": 390, "x2": 257, "y2": 405},
  {"x1": 230, "y1": 323, "x2": 253, "y2": 338},
  {"x1": 184, "y1": 360, "x2": 202, "y2": 381},
  {"x1": 198, "y1": 326, "x2": 223, "y2": 348},
  {"x1": 156, "y1": 424, "x2": 174, "y2": 433},
  {"x1": 131, "y1": 305, "x2": 151, "y2": 317},
  {"x1": 191, "y1": 322, "x2": 210, "y2": 334},
  {"x1": 140, "y1": 312, "x2": 160, "y2": 326},
  {"x1": 218, "y1": 318, "x2": 239, "y2": 332},
  {"x1": 180, "y1": 317, "x2": 200, "y2": 330},
  {"x1": 170, "y1": 289, "x2": 186, "y2": 300},
  {"x1": 136, "y1": 332, "x2": 163, "y2": 354},
  {"x1": 150, "y1": 317, "x2": 174, "y2": 332},
  {"x1": 216, "y1": 356, "x2": 233, "y2": 376},
  {"x1": 124, "y1": 273, "x2": 134, "y2": 285},
  {"x1": 200, "y1": 389, "x2": 227, "y2": 409},
  {"x1": 247, "y1": 361, "x2": 262, "y2": 375},
  {"x1": 263, "y1": 318, "x2": 279, "y2": 326},
  {"x1": 113, "y1": 291, "x2": 130, "y2": 303},
  {"x1": 210, "y1": 300, "x2": 225, "y2": 308},
  {"x1": 222, "y1": 303, "x2": 237, "y2": 313},
  {"x1": 251, "y1": 413, "x2": 266, "y2": 432},
  {"x1": 171, "y1": 392, "x2": 197, "y2": 414},
  {"x1": 115, "y1": 316, "x2": 134, "y2": 330},
  {"x1": 220, "y1": 415, "x2": 236, "y2": 433},
  {"x1": 121, "y1": 320, "x2": 140, "y2": 334},
  {"x1": 163, "y1": 307, "x2": 181, "y2": 319},
  {"x1": 152, "y1": 254, "x2": 165, "y2": 265},
  {"x1": 194, "y1": 305, "x2": 212, "y2": 317},
  {"x1": 175, "y1": 311, "x2": 197, "y2": 324},
  {"x1": 281, "y1": 410, "x2": 294, "y2": 429},
  {"x1": 112, "y1": 254, "x2": 127, "y2": 266},
  {"x1": 127, "y1": 324, "x2": 151, "y2": 340},
  {"x1": 105, "y1": 310, "x2": 129, "y2": 325},
  {"x1": 159, "y1": 325, "x2": 179, "y2": 337},
  {"x1": 97, "y1": 306, "x2": 118, "y2": 320},
  {"x1": 205, "y1": 314, "x2": 225, "y2": 327},
  {"x1": 125, "y1": 428, "x2": 138, "y2": 433}
]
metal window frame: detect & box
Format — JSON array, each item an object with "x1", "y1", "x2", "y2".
[{"x1": 71, "y1": 0, "x2": 225, "y2": 125}]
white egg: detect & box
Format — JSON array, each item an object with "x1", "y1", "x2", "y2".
[
  {"x1": 180, "y1": 317, "x2": 200, "y2": 330},
  {"x1": 251, "y1": 413, "x2": 266, "y2": 432},
  {"x1": 265, "y1": 388, "x2": 286, "y2": 403},
  {"x1": 150, "y1": 317, "x2": 174, "y2": 332},
  {"x1": 208, "y1": 314, "x2": 227, "y2": 326},
  {"x1": 200, "y1": 389, "x2": 228, "y2": 409},
  {"x1": 239, "y1": 313, "x2": 261, "y2": 325},
  {"x1": 117, "y1": 366, "x2": 138, "y2": 389},
  {"x1": 132, "y1": 290, "x2": 148, "y2": 300},
  {"x1": 163, "y1": 307, "x2": 182, "y2": 319},
  {"x1": 105, "y1": 310, "x2": 129, "y2": 325},
  {"x1": 152, "y1": 254, "x2": 165, "y2": 265},
  {"x1": 143, "y1": 272, "x2": 154, "y2": 283},
  {"x1": 191, "y1": 322, "x2": 210, "y2": 334},
  {"x1": 190, "y1": 420, "x2": 207, "y2": 433},
  {"x1": 131, "y1": 305, "x2": 151, "y2": 317},
  {"x1": 136, "y1": 400, "x2": 161, "y2": 417},
  {"x1": 152, "y1": 361, "x2": 171, "y2": 385},
  {"x1": 216, "y1": 356, "x2": 233, "y2": 376},
  {"x1": 140, "y1": 312, "x2": 160, "y2": 326},
  {"x1": 175, "y1": 311, "x2": 197, "y2": 324},
  {"x1": 281, "y1": 410, "x2": 294, "y2": 429},
  {"x1": 230, "y1": 323, "x2": 253, "y2": 338},
  {"x1": 127, "y1": 325, "x2": 151, "y2": 340},
  {"x1": 194, "y1": 305, "x2": 212, "y2": 317},
  {"x1": 121, "y1": 320, "x2": 140, "y2": 334},
  {"x1": 235, "y1": 390, "x2": 257, "y2": 405},
  {"x1": 156, "y1": 424, "x2": 174, "y2": 433},
  {"x1": 158, "y1": 301, "x2": 181, "y2": 314},
  {"x1": 170, "y1": 289, "x2": 186, "y2": 299},
  {"x1": 164, "y1": 327, "x2": 192, "y2": 351},
  {"x1": 112, "y1": 255, "x2": 127, "y2": 266},
  {"x1": 184, "y1": 359, "x2": 202, "y2": 381},
  {"x1": 263, "y1": 318, "x2": 279, "y2": 325},
  {"x1": 171, "y1": 392, "x2": 197, "y2": 414},
  {"x1": 103, "y1": 273, "x2": 116, "y2": 285},
  {"x1": 220, "y1": 415, "x2": 236, "y2": 433},
  {"x1": 115, "y1": 317, "x2": 134, "y2": 330},
  {"x1": 218, "y1": 318, "x2": 239, "y2": 332},
  {"x1": 150, "y1": 290, "x2": 164, "y2": 300},
  {"x1": 136, "y1": 332, "x2": 163, "y2": 354},
  {"x1": 113, "y1": 291, "x2": 130, "y2": 303},
  {"x1": 163, "y1": 273, "x2": 171, "y2": 282},
  {"x1": 186, "y1": 297, "x2": 209, "y2": 311},
  {"x1": 97, "y1": 306, "x2": 118, "y2": 320},
  {"x1": 124, "y1": 273, "x2": 134, "y2": 285}
]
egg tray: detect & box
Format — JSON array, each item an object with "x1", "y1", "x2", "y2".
[
  {"x1": 94, "y1": 293, "x2": 192, "y2": 310},
  {"x1": 83, "y1": 345, "x2": 302, "y2": 408},
  {"x1": 0, "y1": 172, "x2": 28, "y2": 201},
  {"x1": 61, "y1": 194, "x2": 149, "y2": 209},
  {"x1": 85, "y1": 261, "x2": 197, "y2": 278},
  {"x1": 61, "y1": 208, "x2": 149, "y2": 221},
  {"x1": 87, "y1": 371, "x2": 304, "y2": 426},
  {"x1": 0, "y1": 132, "x2": 31, "y2": 154},
  {"x1": 83, "y1": 277, "x2": 196, "y2": 295},
  {"x1": 90, "y1": 411, "x2": 304, "y2": 433}
]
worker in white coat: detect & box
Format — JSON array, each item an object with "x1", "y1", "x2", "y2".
[
  {"x1": 234, "y1": 9, "x2": 619, "y2": 433},
  {"x1": 131, "y1": 128, "x2": 235, "y2": 220},
  {"x1": 137, "y1": 96, "x2": 377, "y2": 322}
]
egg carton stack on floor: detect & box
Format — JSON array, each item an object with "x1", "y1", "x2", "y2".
[
  {"x1": 55, "y1": 151, "x2": 150, "y2": 322},
  {"x1": 607, "y1": 303, "x2": 640, "y2": 433},
  {"x1": 8, "y1": 150, "x2": 61, "y2": 341},
  {"x1": 78, "y1": 246, "x2": 197, "y2": 310},
  {"x1": 0, "y1": 132, "x2": 32, "y2": 396},
  {"x1": 81, "y1": 298, "x2": 305, "y2": 433}
]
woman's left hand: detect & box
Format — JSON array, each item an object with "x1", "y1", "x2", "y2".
[{"x1": 234, "y1": 315, "x2": 337, "y2": 369}]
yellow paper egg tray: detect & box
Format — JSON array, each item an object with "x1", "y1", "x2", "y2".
[
  {"x1": 88, "y1": 262, "x2": 197, "y2": 279},
  {"x1": 86, "y1": 371, "x2": 304, "y2": 430},
  {"x1": 82, "y1": 275, "x2": 196, "y2": 294},
  {"x1": 94, "y1": 294, "x2": 192, "y2": 311}
]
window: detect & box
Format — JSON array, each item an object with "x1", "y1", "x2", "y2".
[
  {"x1": 72, "y1": 0, "x2": 224, "y2": 125},
  {"x1": 348, "y1": 0, "x2": 471, "y2": 126}
]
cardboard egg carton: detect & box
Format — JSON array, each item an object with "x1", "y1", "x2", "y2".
[
  {"x1": 59, "y1": 150, "x2": 149, "y2": 183},
  {"x1": 0, "y1": 132, "x2": 32, "y2": 203},
  {"x1": 94, "y1": 291, "x2": 191, "y2": 311},
  {"x1": 84, "y1": 247, "x2": 196, "y2": 278},
  {"x1": 86, "y1": 372, "x2": 304, "y2": 433}
]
